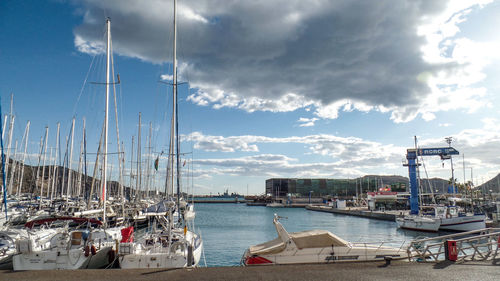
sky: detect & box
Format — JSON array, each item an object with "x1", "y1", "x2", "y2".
[{"x1": 1, "y1": 0, "x2": 500, "y2": 196}]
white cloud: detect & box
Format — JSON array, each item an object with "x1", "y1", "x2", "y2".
[
  {"x1": 74, "y1": 34, "x2": 104, "y2": 55},
  {"x1": 297, "y1": 117, "x2": 319, "y2": 127}
]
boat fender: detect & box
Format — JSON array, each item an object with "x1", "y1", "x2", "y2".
[
  {"x1": 91, "y1": 245, "x2": 97, "y2": 255},
  {"x1": 108, "y1": 249, "x2": 116, "y2": 263},
  {"x1": 84, "y1": 245, "x2": 90, "y2": 257}
]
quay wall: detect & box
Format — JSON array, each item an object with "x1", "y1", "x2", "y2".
[{"x1": 306, "y1": 205, "x2": 400, "y2": 221}]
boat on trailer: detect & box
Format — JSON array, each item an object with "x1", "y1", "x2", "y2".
[{"x1": 242, "y1": 214, "x2": 407, "y2": 265}]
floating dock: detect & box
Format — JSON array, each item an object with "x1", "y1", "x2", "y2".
[{"x1": 306, "y1": 205, "x2": 407, "y2": 221}]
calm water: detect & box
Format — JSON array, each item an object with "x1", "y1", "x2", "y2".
[{"x1": 193, "y1": 203, "x2": 438, "y2": 267}]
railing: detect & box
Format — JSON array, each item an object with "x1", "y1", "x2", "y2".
[{"x1": 407, "y1": 228, "x2": 500, "y2": 262}]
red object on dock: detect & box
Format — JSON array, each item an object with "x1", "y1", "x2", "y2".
[{"x1": 445, "y1": 240, "x2": 458, "y2": 261}]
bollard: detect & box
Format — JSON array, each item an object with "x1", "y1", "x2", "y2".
[{"x1": 444, "y1": 240, "x2": 458, "y2": 261}]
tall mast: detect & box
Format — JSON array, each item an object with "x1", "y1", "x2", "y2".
[
  {"x1": 66, "y1": 118, "x2": 75, "y2": 200},
  {"x1": 102, "y1": 18, "x2": 111, "y2": 226},
  {"x1": 0, "y1": 98, "x2": 8, "y2": 219},
  {"x1": 17, "y1": 121, "x2": 30, "y2": 197},
  {"x1": 111, "y1": 51, "x2": 124, "y2": 200},
  {"x1": 7, "y1": 140, "x2": 18, "y2": 195},
  {"x1": 39, "y1": 126, "x2": 49, "y2": 209},
  {"x1": 445, "y1": 137, "x2": 455, "y2": 194},
  {"x1": 130, "y1": 135, "x2": 134, "y2": 199},
  {"x1": 146, "y1": 122, "x2": 152, "y2": 198},
  {"x1": 173, "y1": 0, "x2": 181, "y2": 211},
  {"x1": 50, "y1": 123, "x2": 59, "y2": 199},
  {"x1": 77, "y1": 118, "x2": 85, "y2": 198},
  {"x1": 4, "y1": 115, "x2": 15, "y2": 188},
  {"x1": 136, "y1": 112, "x2": 142, "y2": 201}
]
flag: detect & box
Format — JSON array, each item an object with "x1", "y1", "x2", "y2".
[{"x1": 154, "y1": 157, "x2": 159, "y2": 171}]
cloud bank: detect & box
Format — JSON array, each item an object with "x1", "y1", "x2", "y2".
[{"x1": 72, "y1": 0, "x2": 496, "y2": 123}]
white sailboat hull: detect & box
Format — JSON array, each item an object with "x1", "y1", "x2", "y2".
[
  {"x1": 12, "y1": 246, "x2": 112, "y2": 270},
  {"x1": 438, "y1": 214, "x2": 486, "y2": 232},
  {"x1": 396, "y1": 216, "x2": 440, "y2": 232},
  {"x1": 119, "y1": 232, "x2": 203, "y2": 269}
]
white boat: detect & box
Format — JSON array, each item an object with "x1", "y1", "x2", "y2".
[
  {"x1": 118, "y1": 215, "x2": 203, "y2": 268},
  {"x1": 12, "y1": 217, "x2": 122, "y2": 270},
  {"x1": 434, "y1": 206, "x2": 486, "y2": 232},
  {"x1": 396, "y1": 206, "x2": 486, "y2": 232},
  {"x1": 118, "y1": 0, "x2": 203, "y2": 268},
  {"x1": 242, "y1": 214, "x2": 406, "y2": 265},
  {"x1": 396, "y1": 215, "x2": 440, "y2": 232},
  {"x1": 266, "y1": 202, "x2": 284, "y2": 208},
  {"x1": 0, "y1": 227, "x2": 57, "y2": 269}
]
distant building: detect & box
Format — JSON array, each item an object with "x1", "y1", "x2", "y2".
[{"x1": 266, "y1": 177, "x2": 407, "y2": 197}]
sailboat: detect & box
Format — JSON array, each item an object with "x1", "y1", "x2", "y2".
[
  {"x1": 117, "y1": 0, "x2": 203, "y2": 269},
  {"x1": 12, "y1": 18, "x2": 124, "y2": 270},
  {"x1": 396, "y1": 137, "x2": 486, "y2": 232},
  {"x1": 396, "y1": 137, "x2": 441, "y2": 232}
]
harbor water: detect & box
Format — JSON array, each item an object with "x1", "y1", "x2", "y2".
[{"x1": 194, "y1": 203, "x2": 439, "y2": 267}]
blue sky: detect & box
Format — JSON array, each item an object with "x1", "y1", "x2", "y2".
[{"x1": 1, "y1": 0, "x2": 500, "y2": 196}]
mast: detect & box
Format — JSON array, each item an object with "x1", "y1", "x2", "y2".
[
  {"x1": 414, "y1": 136, "x2": 423, "y2": 211},
  {"x1": 50, "y1": 123, "x2": 59, "y2": 200},
  {"x1": 66, "y1": 118, "x2": 75, "y2": 200},
  {"x1": 4, "y1": 115, "x2": 15, "y2": 189},
  {"x1": 7, "y1": 140, "x2": 18, "y2": 195},
  {"x1": 17, "y1": 121, "x2": 30, "y2": 197},
  {"x1": 173, "y1": 0, "x2": 181, "y2": 212},
  {"x1": 77, "y1": 119, "x2": 85, "y2": 198},
  {"x1": 136, "y1": 112, "x2": 141, "y2": 201},
  {"x1": 4, "y1": 94, "x2": 14, "y2": 187},
  {"x1": 102, "y1": 18, "x2": 111, "y2": 226},
  {"x1": 83, "y1": 120, "x2": 88, "y2": 201},
  {"x1": 146, "y1": 122, "x2": 152, "y2": 198},
  {"x1": 110, "y1": 52, "x2": 124, "y2": 200},
  {"x1": 39, "y1": 127, "x2": 49, "y2": 209},
  {"x1": 0, "y1": 98, "x2": 8, "y2": 218},
  {"x1": 88, "y1": 125, "x2": 104, "y2": 209},
  {"x1": 130, "y1": 135, "x2": 134, "y2": 199}
]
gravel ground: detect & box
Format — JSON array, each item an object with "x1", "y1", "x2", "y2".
[{"x1": 1, "y1": 260, "x2": 499, "y2": 281}]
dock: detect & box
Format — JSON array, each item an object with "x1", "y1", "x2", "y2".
[
  {"x1": 192, "y1": 199, "x2": 245, "y2": 203},
  {"x1": 306, "y1": 205, "x2": 407, "y2": 221},
  {"x1": 1, "y1": 260, "x2": 498, "y2": 281}
]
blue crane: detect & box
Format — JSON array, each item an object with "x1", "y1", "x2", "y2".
[{"x1": 404, "y1": 147, "x2": 459, "y2": 215}]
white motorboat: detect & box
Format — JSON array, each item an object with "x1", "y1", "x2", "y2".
[
  {"x1": 266, "y1": 202, "x2": 284, "y2": 208},
  {"x1": 242, "y1": 214, "x2": 406, "y2": 265},
  {"x1": 396, "y1": 215, "x2": 440, "y2": 232}
]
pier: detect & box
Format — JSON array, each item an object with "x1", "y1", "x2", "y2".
[
  {"x1": 306, "y1": 205, "x2": 406, "y2": 221},
  {"x1": 2, "y1": 260, "x2": 498, "y2": 281}
]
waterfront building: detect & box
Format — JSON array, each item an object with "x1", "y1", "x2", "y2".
[{"x1": 265, "y1": 177, "x2": 407, "y2": 197}]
